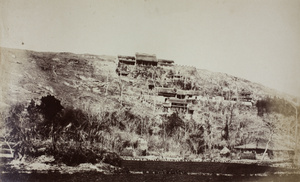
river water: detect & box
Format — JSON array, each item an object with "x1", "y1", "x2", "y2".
[{"x1": 2, "y1": 172, "x2": 300, "y2": 182}]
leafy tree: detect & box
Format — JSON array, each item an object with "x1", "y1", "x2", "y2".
[
  {"x1": 256, "y1": 98, "x2": 271, "y2": 116},
  {"x1": 187, "y1": 125, "x2": 205, "y2": 154},
  {"x1": 38, "y1": 95, "x2": 63, "y2": 121},
  {"x1": 166, "y1": 112, "x2": 184, "y2": 137},
  {"x1": 256, "y1": 97, "x2": 295, "y2": 117},
  {"x1": 36, "y1": 95, "x2": 63, "y2": 150}
]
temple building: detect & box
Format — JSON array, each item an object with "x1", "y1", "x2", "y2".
[
  {"x1": 118, "y1": 55, "x2": 136, "y2": 65},
  {"x1": 156, "y1": 87, "x2": 177, "y2": 97},
  {"x1": 135, "y1": 53, "x2": 158, "y2": 66},
  {"x1": 158, "y1": 59, "x2": 174, "y2": 67}
]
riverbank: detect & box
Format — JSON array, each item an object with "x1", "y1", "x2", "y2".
[
  {"x1": 121, "y1": 159, "x2": 299, "y2": 175},
  {"x1": 122, "y1": 155, "x2": 295, "y2": 169},
  {"x1": 1, "y1": 155, "x2": 125, "y2": 175},
  {"x1": 1, "y1": 156, "x2": 300, "y2": 182},
  {"x1": 2, "y1": 155, "x2": 297, "y2": 175}
]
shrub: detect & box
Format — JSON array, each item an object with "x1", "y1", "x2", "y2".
[
  {"x1": 51, "y1": 140, "x2": 106, "y2": 166},
  {"x1": 102, "y1": 152, "x2": 122, "y2": 167}
]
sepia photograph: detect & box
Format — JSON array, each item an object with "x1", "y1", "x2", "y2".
[{"x1": 0, "y1": 0, "x2": 300, "y2": 181}]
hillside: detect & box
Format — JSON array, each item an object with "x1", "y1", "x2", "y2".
[
  {"x1": 0, "y1": 47, "x2": 296, "y2": 110},
  {"x1": 0, "y1": 47, "x2": 299, "y2": 166}
]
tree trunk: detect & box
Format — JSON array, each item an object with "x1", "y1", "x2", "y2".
[{"x1": 261, "y1": 131, "x2": 273, "y2": 162}]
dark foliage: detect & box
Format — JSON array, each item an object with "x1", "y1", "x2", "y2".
[
  {"x1": 256, "y1": 97, "x2": 296, "y2": 117},
  {"x1": 173, "y1": 80, "x2": 192, "y2": 90},
  {"x1": 188, "y1": 126, "x2": 205, "y2": 154},
  {"x1": 222, "y1": 122, "x2": 229, "y2": 141},
  {"x1": 38, "y1": 95, "x2": 63, "y2": 121},
  {"x1": 102, "y1": 152, "x2": 122, "y2": 167},
  {"x1": 166, "y1": 112, "x2": 184, "y2": 136},
  {"x1": 51, "y1": 142, "x2": 106, "y2": 166}
]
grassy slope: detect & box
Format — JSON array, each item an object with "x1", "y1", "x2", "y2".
[{"x1": 1, "y1": 47, "x2": 295, "y2": 110}]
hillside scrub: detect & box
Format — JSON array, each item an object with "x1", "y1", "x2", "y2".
[
  {"x1": 2, "y1": 96, "x2": 235, "y2": 162},
  {"x1": 3, "y1": 95, "x2": 122, "y2": 166},
  {"x1": 3, "y1": 95, "x2": 296, "y2": 164}
]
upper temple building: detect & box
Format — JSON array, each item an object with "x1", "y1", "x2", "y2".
[
  {"x1": 117, "y1": 53, "x2": 175, "y2": 68},
  {"x1": 135, "y1": 53, "x2": 158, "y2": 66}
]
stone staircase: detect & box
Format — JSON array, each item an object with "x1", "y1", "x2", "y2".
[{"x1": 0, "y1": 137, "x2": 15, "y2": 164}]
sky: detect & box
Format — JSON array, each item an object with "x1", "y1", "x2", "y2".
[{"x1": 1, "y1": 0, "x2": 300, "y2": 97}]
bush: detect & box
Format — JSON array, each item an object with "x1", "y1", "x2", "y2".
[
  {"x1": 51, "y1": 141, "x2": 106, "y2": 166},
  {"x1": 4, "y1": 102, "x2": 42, "y2": 159},
  {"x1": 102, "y1": 152, "x2": 122, "y2": 167}
]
